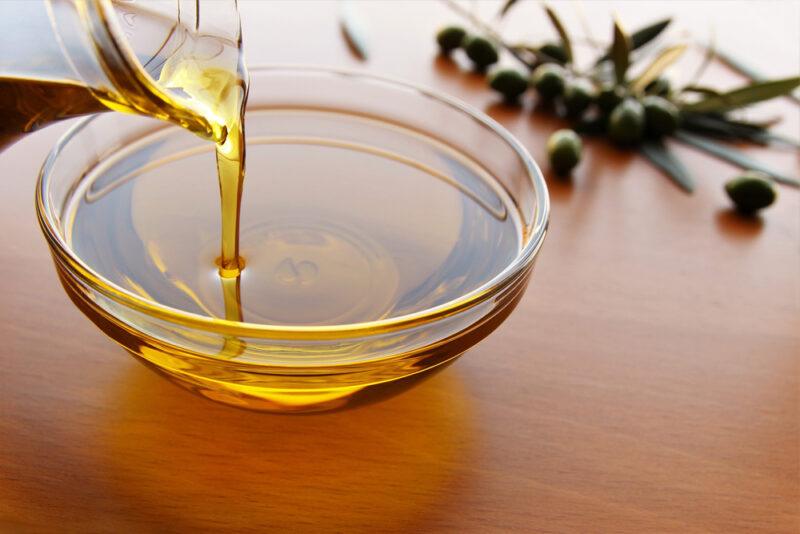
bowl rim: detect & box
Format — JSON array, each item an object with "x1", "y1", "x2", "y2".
[{"x1": 36, "y1": 65, "x2": 549, "y2": 340}]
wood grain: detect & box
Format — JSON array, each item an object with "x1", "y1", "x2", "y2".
[{"x1": 1, "y1": 1, "x2": 798, "y2": 532}]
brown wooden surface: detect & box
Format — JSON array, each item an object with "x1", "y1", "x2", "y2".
[{"x1": 1, "y1": 1, "x2": 798, "y2": 532}]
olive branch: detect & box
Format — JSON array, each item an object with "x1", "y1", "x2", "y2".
[{"x1": 433, "y1": 0, "x2": 800, "y2": 214}]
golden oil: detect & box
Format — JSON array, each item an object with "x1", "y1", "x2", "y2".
[
  {"x1": 15, "y1": 3, "x2": 531, "y2": 411},
  {"x1": 64, "y1": 108, "x2": 522, "y2": 329}
]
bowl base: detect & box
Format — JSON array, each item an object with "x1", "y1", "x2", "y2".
[
  {"x1": 56, "y1": 255, "x2": 527, "y2": 413},
  {"x1": 131, "y1": 350, "x2": 456, "y2": 413}
]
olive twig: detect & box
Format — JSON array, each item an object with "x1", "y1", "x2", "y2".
[{"x1": 432, "y1": 0, "x2": 800, "y2": 217}]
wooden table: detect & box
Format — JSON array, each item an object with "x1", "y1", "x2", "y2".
[{"x1": 1, "y1": 1, "x2": 798, "y2": 532}]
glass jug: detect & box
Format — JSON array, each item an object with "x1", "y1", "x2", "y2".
[{"x1": 0, "y1": 0, "x2": 243, "y2": 149}]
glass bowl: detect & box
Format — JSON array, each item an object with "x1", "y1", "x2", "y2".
[{"x1": 36, "y1": 66, "x2": 549, "y2": 412}]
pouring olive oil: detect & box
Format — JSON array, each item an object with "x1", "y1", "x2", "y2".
[
  {"x1": 1, "y1": 0, "x2": 248, "y2": 329},
  {"x1": 11, "y1": 1, "x2": 528, "y2": 395}
]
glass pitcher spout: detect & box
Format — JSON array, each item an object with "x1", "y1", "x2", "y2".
[{"x1": 0, "y1": 0, "x2": 245, "y2": 149}]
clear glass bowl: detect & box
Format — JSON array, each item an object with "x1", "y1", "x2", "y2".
[{"x1": 36, "y1": 67, "x2": 549, "y2": 412}]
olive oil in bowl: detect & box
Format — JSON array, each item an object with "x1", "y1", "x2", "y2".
[
  {"x1": 39, "y1": 68, "x2": 547, "y2": 412},
  {"x1": 64, "y1": 108, "x2": 522, "y2": 328}
]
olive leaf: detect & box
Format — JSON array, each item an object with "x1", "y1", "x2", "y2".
[
  {"x1": 680, "y1": 113, "x2": 770, "y2": 145},
  {"x1": 509, "y1": 44, "x2": 539, "y2": 62},
  {"x1": 730, "y1": 116, "x2": 782, "y2": 129},
  {"x1": 687, "y1": 29, "x2": 716, "y2": 86},
  {"x1": 512, "y1": 42, "x2": 563, "y2": 64},
  {"x1": 762, "y1": 133, "x2": 800, "y2": 149},
  {"x1": 497, "y1": 0, "x2": 521, "y2": 19},
  {"x1": 630, "y1": 18, "x2": 672, "y2": 50},
  {"x1": 681, "y1": 85, "x2": 722, "y2": 97},
  {"x1": 716, "y1": 48, "x2": 800, "y2": 105},
  {"x1": 596, "y1": 18, "x2": 671, "y2": 64},
  {"x1": 682, "y1": 77, "x2": 800, "y2": 113},
  {"x1": 611, "y1": 18, "x2": 631, "y2": 84},
  {"x1": 543, "y1": 3, "x2": 573, "y2": 63},
  {"x1": 505, "y1": 44, "x2": 540, "y2": 70},
  {"x1": 716, "y1": 48, "x2": 764, "y2": 82},
  {"x1": 640, "y1": 140, "x2": 695, "y2": 193},
  {"x1": 340, "y1": 0, "x2": 369, "y2": 60},
  {"x1": 630, "y1": 44, "x2": 687, "y2": 93},
  {"x1": 681, "y1": 113, "x2": 769, "y2": 145},
  {"x1": 680, "y1": 115, "x2": 798, "y2": 148},
  {"x1": 675, "y1": 131, "x2": 800, "y2": 187}
]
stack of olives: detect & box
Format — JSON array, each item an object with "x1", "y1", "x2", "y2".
[
  {"x1": 437, "y1": 26, "x2": 500, "y2": 71},
  {"x1": 526, "y1": 65, "x2": 679, "y2": 175},
  {"x1": 436, "y1": 26, "x2": 679, "y2": 177},
  {"x1": 435, "y1": 24, "x2": 782, "y2": 215}
]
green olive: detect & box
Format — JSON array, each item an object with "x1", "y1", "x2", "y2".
[
  {"x1": 563, "y1": 79, "x2": 596, "y2": 117},
  {"x1": 547, "y1": 129, "x2": 583, "y2": 176},
  {"x1": 539, "y1": 42, "x2": 568, "y2": 64},
  {"x1": 596, "y1": 83, "x2": 626, "y2": 113},
  {"x1": 724, "y1": 171, "x2": 777, "y2": 214},
  {"x1": 608, "y1": 98, "x2": 645, "y2": 146},
  {"x1": 463, "y1": 36, "x2": 499, "y2": 71},
  {"x1": 435, "y1": 26, "x2": 467, "y2": 54},
  {"x1": 642, "y1": 96, "x2": 679, "y2": 137},
  {"x1": 530, "y1": 63, "x2": 566, "y2": 101},
  {"x1": 575, "y1": 114, "x2": 608, "y2": 136},
  {"x1": 488, "y1": 69, "x2": 529, "y2": 101}
]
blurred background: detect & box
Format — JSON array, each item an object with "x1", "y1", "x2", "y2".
[{"x1": 240, "y1": 1, "x2": 799, "y2": 78}]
